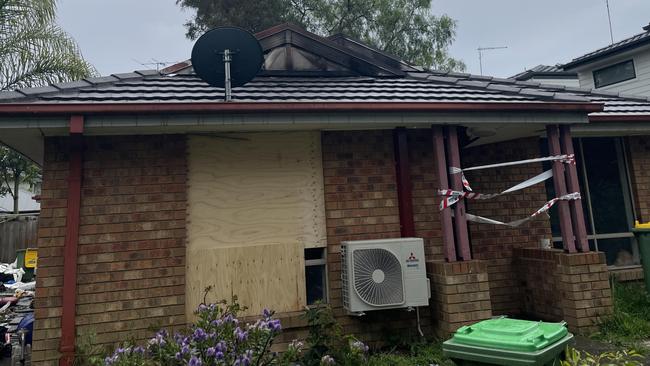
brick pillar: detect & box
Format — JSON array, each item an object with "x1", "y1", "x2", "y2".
[
  {"x1": 515, "y1": 248, "x2": 613, "y2": 335},
  {"x1": 557, "y1": 252, "x2": 613, "y2": 334},
  {"x1": 427, "y1": 260, "x2": 492, "y2": 337}
]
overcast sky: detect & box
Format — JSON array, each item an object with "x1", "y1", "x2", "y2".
[{"x1": 57, "y1": 0, "x2": 650, "y2": 78}]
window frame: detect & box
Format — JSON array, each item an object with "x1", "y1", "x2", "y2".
[
  {"x1": 592, "y1": 59, "x2": 636, "y2": 88},
  {"x1": 304, "y1": 247, "x2": 328, "y2": 305},
  {"x1": 551, "y1": 137, "x2": 640, "y2": 268}
]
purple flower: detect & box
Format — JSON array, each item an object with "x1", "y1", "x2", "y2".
[
  {"x1": 215, "y1": 351, "x2": 224, "y2": 360},
  {"x1": 268, "y1": 319, "x2": 281, "y2": 332},
  {"x1": 181, "y1": 344, "x2": 190, "y2": 354},
  {"x1": 234, "y1": 327, "x2": 248, "y2": 342},
  {"x1": 193, "y1": 327, "x2": 208, "y2": 341},
  {"x1": 189, "y1": 356, "x2": 202, "y2": 366},
  {"x1": 206, "y1": 347, "x2": 216, "y2": 357},
  {"x1": 133, "y1": 346, "x2": 145, "y2": 355},
  {"x1": 262, "y1": 308, "x2": 272, "y2": 319},
  {"x1": 198, "y1": 304, "x2": 208, "y2": 312},
  {"x1": 174, "y1": 352, "x2": 183, "y2": 360},
  {"x1": 215, "y1": 341, "x2": 227, "y2": 353}
]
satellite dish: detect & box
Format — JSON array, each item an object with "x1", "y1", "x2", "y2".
[{"x1": 191, "y1": 27, "x2": 264, "y2": 101}]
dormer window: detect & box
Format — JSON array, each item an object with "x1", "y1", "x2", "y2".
[{"x1": 593, "y1": 59, "x2": 636, "y2": 88}]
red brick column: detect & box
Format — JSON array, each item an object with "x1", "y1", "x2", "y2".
[{"x1": 426, "y1": 260, "x2": 492, "y2": 337}]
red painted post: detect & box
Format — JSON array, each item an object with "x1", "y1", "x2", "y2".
[
  {"x1": 560, "y1": 125, "x2": 590, "y2": 252},
  {"x1": 445, "y1": 126, "x2": 472, "y2": 261},
  {"x1": 59, "y1": 115, "x2": 84, "y2": 366},
  {"x1": 432, "y1": 126, "x2": 457, "y2": 262},
  {"x1": 547, "y1": 125, "x2": 577, "y2": 253},
  {"x1": 393, "y1": 127, "x2": 416, "y2": 237}
]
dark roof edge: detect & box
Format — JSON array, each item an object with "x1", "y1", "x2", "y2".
[
  {"x1": 0, "y1": 101, "x2": 603, "y2": 116},
  {"x1": 562, "y1": 33, "x2": 650, "y2": 70},
  {"x1": 513, "y1": 71, "x2": 578, "y2": 81}
]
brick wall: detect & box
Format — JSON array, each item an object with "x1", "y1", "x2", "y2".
[
  {"x1": 515, "y1": 248, "x2": 613, "y2": 334},
  {"x1": 462, "y1": 137, "x2": 553, "y2": 315},
  {"x1": 628, "y1": 136, "x2": 650, "y2": 223},
  {"x1": 408, "y1": 130, "x2": 444, "y2": 261},
  {"x1": 33, "y1": 138, "x2": 69, "y2": 365},
  {"x1": 427, "y1": 260, "x2": 492, "y2": 337},
  {"x1": 515, "y1": 248, "x2": 563, "y2": 321},
  {"x1": 322, "y1": 130, "x2": 432, "y2": 341},
  {"x1": 32, "y1": 135, "x2": 187, "y2": 365}
]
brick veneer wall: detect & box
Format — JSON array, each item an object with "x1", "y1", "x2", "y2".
[
  {"x1": 321, "y1": 130, "x2": 432, "y2": 341},
  {"x1": 408, "y1": 130, "x2": 445, "y2": 261},
  {"x1": 33, "y1": 138, "x2": 70, "y2": 365},
  {"x1": 427, "y1": 260, "x2": 492, "y2": 337},
  {"x1": 33, "y1": 135, "x2": 187, "y2": 365},
  {"x1": 628, "y1": 136, "x2": 650, "y2": 223},
  {"x1": 515, "y1": 248, "x2": 563, "y2": 321},
  {"x1": 515, "y1": 248, "x2": 613, "y2": 334},
  {"x1": 462, "y1": 137, "x2": 553, "y2": 315}
]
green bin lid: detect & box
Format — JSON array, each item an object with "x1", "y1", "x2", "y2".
[{"x1": 450, "y1": 318, "x2": 568, "y2": 352}]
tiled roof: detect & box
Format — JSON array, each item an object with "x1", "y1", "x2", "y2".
[
  {"x1": 419, "y1": 70, "x2": 650, "y2": 117},
  {"x1": 509, "y1": 65, "x2": 577, "y2": 80},
  {"x1": 0, "y1": 73, "x2": 584, "y2": 104},
  {"x1": 562, "y1": 29, "x2": 650, "y2": 70}
]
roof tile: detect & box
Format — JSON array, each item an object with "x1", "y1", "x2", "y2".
[
  {"x1": 18, "y1": 86, "x2": 60, "y2": 95},
  {"x1": 135, "y1": 69, "x2": 161, "y2": 76},
  {"x1": 0, "y1": 91, "x2": 25, "y2": 100},
  {"x1": 53, "y1": 80, "x2": 92, "y2": 90},
  {"x1": 84, "y1": 75, "x2": 119, "y2": 85}
]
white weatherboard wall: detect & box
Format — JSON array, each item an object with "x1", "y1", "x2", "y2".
[
  {"x1": 576, "y1": 46, "x2": 650, "y2": 96},
  {"x1": 186, "y1": 132, "x2": 327, "y2": 317}
]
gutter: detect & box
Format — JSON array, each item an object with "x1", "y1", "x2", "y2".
[
  {"x1": 0, "y1": 102, "x2": 604, "y2": 116},
  {"x1": 589, "y1": 114, "x2": 650, "y2": 122}
]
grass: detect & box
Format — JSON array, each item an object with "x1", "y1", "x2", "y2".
[
  {"x1": 595, "y1": 281, "x2": 650, "y2": 346},
  {"x1": 367, "y1": 339, "x2": 454, "y2": 366}
]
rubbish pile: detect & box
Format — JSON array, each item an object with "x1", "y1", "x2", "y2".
[{"x1": 0, "y1": 255, "x2": 36, "y2": 365}]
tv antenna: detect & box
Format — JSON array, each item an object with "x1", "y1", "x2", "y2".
[
  {"x1": 191, "y1": 27, "x2": 263, "y2": 102},
  {"x1": 132, "y1": 58, "x2": 176, "y2": 71},
  {"x1": 605, "y1": 0, "x2": 614, "y2": 44},
  {"x1": 477, "y1": 46, "x2": 508, "y2": 75}
]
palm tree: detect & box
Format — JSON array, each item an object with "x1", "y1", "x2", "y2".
[
  {"x1": 0, "y1": 0, "x2": 95, "y2": 91},
  {"x1": 0, "y1": 0, "x2": 94, "y2": 214}
]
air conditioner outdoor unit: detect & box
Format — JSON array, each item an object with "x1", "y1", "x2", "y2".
[{"x1": 341, "y1": 238, "x2": 430, "y2": 314}]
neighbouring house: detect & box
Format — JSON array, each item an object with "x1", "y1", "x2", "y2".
[
  {"x1": 510, "y1": 65, "x2": 579, "y2": 88},
  {"x1": 3, "y1": 23, "x2": 650, "y2": 365},
  {"x1": 562, "y1": 22, "x2": 650, "y2": 96}
]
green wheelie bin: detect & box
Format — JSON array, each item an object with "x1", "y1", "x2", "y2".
[{"x1": 443, "y1": 317, "x2": 573, "y2": 366}]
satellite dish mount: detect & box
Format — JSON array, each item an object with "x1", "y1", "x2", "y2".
[{"x1": 191, "y1": 27, "x2": 264, "y2": 102}]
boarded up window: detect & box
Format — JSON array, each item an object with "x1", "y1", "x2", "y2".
[{"x1": 186, "y1": 132, "x2": 326, "y2": 316}]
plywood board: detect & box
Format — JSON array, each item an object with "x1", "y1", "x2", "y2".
[
  {"x1": 186, "y1": 242, "x2": 306, "y2": 317},
  {"x1": 187, "y1": 132, "x2": 326, "y2": 250},
  {"x1": 186, "y1": 132, "x2": 326, "y2": 317}
]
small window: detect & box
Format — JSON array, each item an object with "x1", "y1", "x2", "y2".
[
  {"x1": 305, "y1": 248, "x2": 327, "y2": 305},
  {"x1": 593, "y1": 60, "x2": 636, "y2": 88}
]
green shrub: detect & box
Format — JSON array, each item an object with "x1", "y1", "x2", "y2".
[{"x1": 561, "y1": 346, "x2": 643, "y2": 366}]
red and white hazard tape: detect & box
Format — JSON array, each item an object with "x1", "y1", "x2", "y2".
[
  {"x1": 464, "y1": 192, "x2": 581, "y2": 227},
  {"x1": 439, "y1": 169, "x2": 553, "y2": 210},
  {"x1": 449, "y1": 154, "x2": 574, "y2": 192}
]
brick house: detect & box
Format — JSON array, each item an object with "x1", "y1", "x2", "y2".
[{"x1": 1, "y1": 24, "x2": 650, "y2": 365}]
